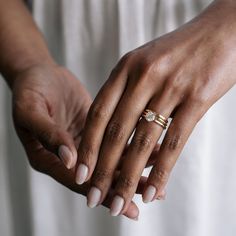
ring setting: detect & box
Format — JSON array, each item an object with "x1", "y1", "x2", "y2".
[{"x1": 142, "y1": 109, "x2": 168, "y2": 129}]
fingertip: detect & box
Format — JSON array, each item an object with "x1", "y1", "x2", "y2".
[
  {"x1": 75, "y1": 163, "x2": 89, "y2": 185},
  {"x1": 142, "y1": 185, "x2": 156, "y2": 203},
  {"x1": 58, "y1": 145, "x2": 76, "y2": 169},
  {"x1": 71, "y1": 147, "x2": 78, "y2": 167},
  {"x1": 123, "y1": 201, "x2": 139, "y2": 221},
  {"x1": 87, "y1": 186, "x2": 101, "y2": 208}
]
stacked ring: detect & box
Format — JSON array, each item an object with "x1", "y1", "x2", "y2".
[{"x1": 142, "y1": 109, "x2": 168, "y2": 129}]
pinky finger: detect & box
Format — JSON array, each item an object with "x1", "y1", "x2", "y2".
[
  {"x1": 143, "y1": 101, "x2": 202, "y2": 203},
  {"x1": 136, "y1": 176, "x2": 166, "y2": 200},
  {"x1": 102, "y1": 190, "x2": 139, "y2": 221}
]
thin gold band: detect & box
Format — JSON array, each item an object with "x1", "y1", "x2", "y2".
[
  {"x1": 142, "y1": 109, "x2": 168, "y2": 129},
  {"x1": 154, "y1": 119, "x2": 167, "y2": 129}
]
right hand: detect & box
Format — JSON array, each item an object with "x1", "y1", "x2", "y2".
[{"x1": 11, "y1": 63, "x2": 144, "y2": 220}]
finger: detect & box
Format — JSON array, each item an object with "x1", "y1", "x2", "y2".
[
  {"x1": 14, "y1": 105, "x2": 77, "y2": 169},
  {"x1": 102, "y1": 190, "x2": 139, "y2": 221},
  {"x1": 20, "y1": 133, "x2": 140, "y2": 221},
  {"x1": 135, "y1": 176, "x2": 166, "y2": 200},
  {"x1": 143, "y1": 143, "x2": 161, "y2": 168},
  {"x1": 87, "y1": 76, "x2": 155, "y2": 207},
  {"x1": 142, "y1": 101, "x2": 200, "y2": 203},
  {"x1": 46, "y1": 159, "x2": 140, "y2": 220},
  {"x1": 111, "y1": 173, "x2": 164, "y2": 197},
  {"x1": 76, "y1": 59, "x2": 129, "y2": 184},
  {"x1": 109, "y1": 89, "x2": 178, "y2": 216},
  {"x1": 117, "y1": 143, "x2": 160, "y2": 170}
]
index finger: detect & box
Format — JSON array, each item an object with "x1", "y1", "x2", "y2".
[{"x1": 76, "y1": 60, "x2": 128, "y2": 184}]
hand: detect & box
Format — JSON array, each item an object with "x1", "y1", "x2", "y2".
[
  {"x1": 12, "y1": 64, "x2": 142, "y2": 220},
  {"x1": 76, "y1": 0, "x2": 236, "y2": 216}
]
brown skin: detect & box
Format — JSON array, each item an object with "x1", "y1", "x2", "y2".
[
  {"x1": 11, "y1": 64, "x2": 147, "y2": 219},
  {"x1": 77, "y1": 0, "x2": 236, "y2": 216},
  {"x1": 0, "y1": 0, "x2": 162, "y2": 220}
]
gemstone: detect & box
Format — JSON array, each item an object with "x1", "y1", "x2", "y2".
[{"x1": 145, "y1": 111, "x2": 156, "y2": 122}]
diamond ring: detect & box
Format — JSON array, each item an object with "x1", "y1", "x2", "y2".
[{"x1": 141, "y1": 109, "x2": 168, "y2": 129}]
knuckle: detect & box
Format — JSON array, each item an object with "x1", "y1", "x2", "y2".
[
  {"x1": 92, "y1": 169, "x2": 112, "y2": 185},
  {"x1": 132, "y1": 131, "x2": 153, "y2": 153},
  {"x1": 189, "y1": 93, "x2": 207, "y2": 106},
  {"x1": 188, "y1": 84, "x2": 210, "y2": 107},
  {"x1": 120, "y1": 51, "x2": 135, "y2": 64},
  {"x1": 133, "y1": 57, "x2": 166, "y2": 85},
  {"x1": 152, "y1": 168, "x2": 169, "y2": 183},
  {"x1": 79, "y1": 141, "x2": 95, "y2": 164},
  {"x1": 133, "y1": 60, "x2": 159, "y2": 84},
  {"x1": 117, "y1": 175, "x2": 135, "y2": 191},
  {"x1": 165, "y1": 75, "x2": 182, "y2": 95},
  {"x1": 88, "y1": 103, "x2": 109, "y2": 121},
  {"x1": 188, "y1": 93, "x2": 208, "y2": 120},
  {"x1": 162, "y1": 131, "x2": 182, "y2": 151},
  {"x1": 105, "y1": 121, "x2": 125, "y2": 144},
  {"x1": 150, "y1": 53, "x2": 170, "y2": 76},
  {"x1": 136, "y1": 58, "x2": 154, "y2": 76}
]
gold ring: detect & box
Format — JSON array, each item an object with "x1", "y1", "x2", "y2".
[{"x1": 141, "y1": 109, "x2": 168, "y2": 129}]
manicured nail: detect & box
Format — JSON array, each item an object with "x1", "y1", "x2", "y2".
[
  {"x1": 110, "y1": 195, "x2": 125, "y2": 216},
  {"x1": 76, "y1": 164, "x2": 88, "y2": 185},
  {"x1": 87, "y1": 187, "x2": 101, "y2": 208},
  {"x1": 58, "y1": 145, "x2": 73, "y2": 169},
  {"x1": 143, "y1": 185, "x2": 156, "y2": 203}
]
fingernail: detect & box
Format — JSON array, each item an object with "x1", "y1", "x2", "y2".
[
  {"x1": 133, "y1": 216, "x2": 139, "y2": 221},
  {"x1": 58, "y1": 145, "x2": 73, "y2": 169},
  {"x1": 87, "y1": 187, "x2": 102, "y2": 208},
  {"x1": 76, "y1": 164, "x2": 88, "y2": 185},
  {"x1": 143, "y1": 185, "x2": 156, "y2": 203},
  {"x1": 110, "y1": 195, "x2": 125, "y2": 216}
]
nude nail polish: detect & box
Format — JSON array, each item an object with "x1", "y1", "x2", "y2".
[
  {"x1": 76, "y1": 164, "x2": 88, "y2": 185},
  {"x1": 87, "y1": 187, "x2": 101, "y2": 208},
  {"x1": 143, "y1": 185, "x2": 156, "y2": 203},
  {"x1": 110, "y1": 195, "x2": 125, "y2": 216},
  {"x1": 58, "y1": 145, "x2": 73, "y2": 169}
]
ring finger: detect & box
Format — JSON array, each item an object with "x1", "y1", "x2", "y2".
[{"x1": 109, "y1": 90, "x2": 179, "y2": 216}]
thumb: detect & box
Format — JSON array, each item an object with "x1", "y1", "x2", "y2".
[{"x1": 14, "y1": 108, "x2": 77, "y2": 169}]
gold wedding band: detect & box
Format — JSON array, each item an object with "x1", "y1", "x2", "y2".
[{"x1": 141, "y1": 109, "x2": 168, "y2": 129}]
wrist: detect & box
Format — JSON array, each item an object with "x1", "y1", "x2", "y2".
[{"x1": 1, "y1": 53, "x2": 57, "y2": 89}]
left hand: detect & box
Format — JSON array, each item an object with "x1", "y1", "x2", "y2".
[
  {"x1": 76, "y1": 0, "x2": 236, "y2": 216},
  {"x1": 11, "y1": 63, "x2": 145, "y2": 220}
]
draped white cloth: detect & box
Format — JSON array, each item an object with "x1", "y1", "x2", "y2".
[{"x1": 1, "y1": 0, "x2": 236, "y2": 235}]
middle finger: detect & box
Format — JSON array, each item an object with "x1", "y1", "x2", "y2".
[{"x1": 87, "y1": 77, "x2": 154, "y2": 208}]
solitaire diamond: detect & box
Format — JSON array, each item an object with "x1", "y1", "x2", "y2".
[{"x1": 144, "y1": 111, "x2": 156, "y2": 122}]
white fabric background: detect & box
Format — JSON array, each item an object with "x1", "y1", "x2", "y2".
[{"x1": 1, "y1": 0, "x2": 236, "y2": 236}]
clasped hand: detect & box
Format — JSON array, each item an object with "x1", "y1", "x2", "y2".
[{"x1": 12, "y1": 1, "x2": 236, "y2": 221}]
